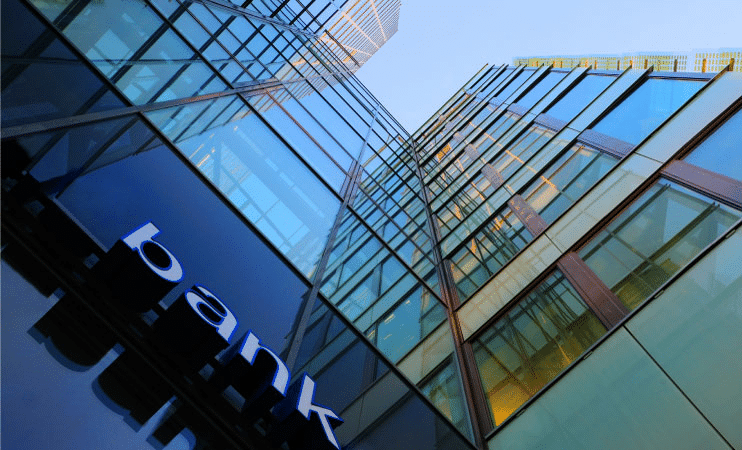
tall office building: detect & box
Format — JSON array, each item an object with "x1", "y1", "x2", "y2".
[
  {"x1": 2, "y1": 1, "x2": 741, "y2": 449},
  {"x1": 411, "y1": 62, "x2": 741, "y2": 449},
  {"x1": 1, "y1": 0, "x2": 468, "y2": 449}
]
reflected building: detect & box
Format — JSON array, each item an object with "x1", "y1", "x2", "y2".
[{"x1": 2, "y1": 0, "x2": 742, "y2": 449}]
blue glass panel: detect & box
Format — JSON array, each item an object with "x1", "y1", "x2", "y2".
[
  {"x1": 522, "y1": 143, "x2": 618, "y2": 224},
  {"x1": 1, "y1": 0, "x2": 124, "y2": 128},
  {"x1": 591, "y1": 78, "x2": 704, "y2": 145},
  {"x1": 147, "y1": 96, "x2": 340, "y2": 278},
  {"x1": 515, "y1": 72, "x2": 566, "y2": 110},
  {"x1": 683, "y1": 108, "x2": 742, "y2": 181},
  {"x1": 544, "y1": 75, "x2": 613, "y2": 123}
]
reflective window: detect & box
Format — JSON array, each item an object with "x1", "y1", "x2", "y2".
[
  {"x1": 478, "y1": 68, "x2": 514, "y2": 98},
  {"x1": 420, "y1": 358, "x2": 472, "y2": 438},
  {"x1": 580, "y1": 179, "x2": 741, "y2": 311},
  {"x1": 489, "y1": 327, "x2": 730, "y2": 449},
  {"x1": 493, "y1": 70, "x2": 532, "y2": 101},
  {"x1": 627, "y1": 231, "x2": 742, "y2": 447},
  {"x1": 252, "y1": 93, "x2": 348, "y2": 191},
  {"x1": 32, "y1": 0, "x2": 227, "y2": 104},
  {"x1": 491, "y1": 124, "x2": 554, "y2": 180},
  {"x1": 147, "y1": 96, "x2": 340, "y2": 278},
  {"x1": 514, "y1": 72, "x2": 566, "y2": 110},
  {"x1": 473, "y1": 271, "x2": 606, "y2": 426},
  {"x1": 683, "y1": 108, "x2": 742, "y2": 181},
  {"x1": 591, "y1": 78, "x2": 704, "y2": 145},
  {"x1": 450, "y1": 206, "x2": 532, "y2": 299},
  {"x1": 544, "y1": 75, "x2": 613, "y2": 123},
  {"x1": 368, "y1": 284, "x2": 447, "y2": 362},
  {"x1": 522, "y1": 143, "x2": 619, "y2": 224},
  {"x1": 1, "y1": 0, "x2": 124, "y2": 128}
]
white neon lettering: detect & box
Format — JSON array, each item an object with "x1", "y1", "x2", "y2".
[
  {"x1": 295, "y1": 374, "x2": 342, "y2": 449},
  {"x1": 185, "y1": 286, "x2": 237, "y2": 342},
  {"x1": 122, "y1": 222, "x2": 184, "y2": 283},
  {"x1": 238, "y1": 332, "x2": 290, "y2": 395}
]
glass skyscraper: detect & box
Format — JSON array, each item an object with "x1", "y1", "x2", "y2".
[{"x1": 2, "y1": 1, "x2": 741, "y2": 449}]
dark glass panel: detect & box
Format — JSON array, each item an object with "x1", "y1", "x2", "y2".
[{"x1": 1, "y1": 0, "x2": 124, "y2": 128}]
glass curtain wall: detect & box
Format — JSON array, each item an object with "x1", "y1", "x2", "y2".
[{"x1": 1, "y1": 0, "x2": 471, "y2": 447}]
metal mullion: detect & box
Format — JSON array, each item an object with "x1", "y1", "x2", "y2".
[
  {"x1": 352, "y1": 185, "x2": 435, "y2": 266},
  {"x1": 556, "y1": 253, "x2": 628, "y2": 329},
  {"x1": 422, "y1": 133, "x2": 473, "y2": 181},
  {"x1": 343, "y1": 207, "x2": 440, "y2": 296},
  {"x1": 414, "y1": 64, "x2": 497, "y2": 139},
  {"x1": 268, "y1": 0, "x2": 292, "y2": 18},
  {"x1": 282, "y1": 107, "x2": 379, "y2": 369},
  {"x1": 408, "y1": 131, "x2": 491, "y2": 447},
  {"x1": 42, "y1": 0, "x2": 232, "y2": 110},
  {"x1": 581, "y1": 184, "x2": 670, "y2": 260},
  {"x1": 321, "y1": 76, "x2": 377, "y2": 128},
  {"x1": 210, "y1": 92, "x2": 346, "y2": 205},
  {"x1": 437, "y1": 124, "x2": 557, "y2": 248},
  {"x1": 303, "y1": 291, "x2": 479, "y2": 449},
  {"x1": 432, "y1": 161, "x2": 498, "y2": 219},
  {"x1": 662, "y1": 160, "x2": 742, "y2": 210},
  {"x1": 172, "y1": 96, "x2": 242, "y2": 144},
  {"x1": 432, "y1": 165, "x2": 500, "y2": 232},
  {"x1": 518, "y1": 146, "x2": 609, "y2": 220},
  {"x1": 367, "y1": 145, "x2": 422, "y2": 184},
  {"x1": 612, "y1": 202, "x2": 720, "y2": 297},
  {"x1": 5, "y1": 0, "x2": 144, "y2": 154},
  {"x1": 417, "y1": 95, "x2": 474, "y2": 152},
  {"x1": 203, "y1": 0, "x2": 321, "y2": 39},
  {"x1": 261, "y1": 90, "x2": 351, "y2": 177},
  {"x1": 424, "y1": 107, "x2": 513, "y2": 188},
  {"x1": 361, "y1": 269, "x2": 447, "y2": 338},
  {"x1": 0, "y1": 77, "x2": 283, "y2": 140},
  {"x1": 363, "y1": 176, "x2": 430, "y2": 236},
  {"x1": 508, "y1": 195, "x2": 548, "y2": 236},
  {"x1": 178, "y1": 2, "x2": 268, "y2": 87},
  {"x1": 443, "y1": 202, "x2": 521, "y2": 277},
  {"x1": 302, "y1": 76, "x2": 374, "y2": 138},
  {"x1": 576, "y1": 129, "x2": 634, "y2": 159},
  {"x1": 263, "y1": 87, "x2": 358, "y2": 169},
  {"x1": 483, "y1": 223, "x2": 742, "y2": 442},
  {"x1": 1, "y1": 12, "x2": 68, "y2": 86},
  {"x1": 534, "y1": 112, "x2": 568, "y2": 133},
  {"x1": 360, "y1": 161, "x2": 429, "y2": 215}
]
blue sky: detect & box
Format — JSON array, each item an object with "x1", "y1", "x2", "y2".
[{"x1": 355, "y1": 0, "x2": 742, "y2": 133}]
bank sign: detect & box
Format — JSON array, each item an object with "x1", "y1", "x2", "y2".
[{"x1": 117, "y1": 222, "x2": 342, "y2": 449}]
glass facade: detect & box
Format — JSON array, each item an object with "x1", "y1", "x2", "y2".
[{"x1": 2, "y1": 2, "x2": 742, "y2": 448}]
